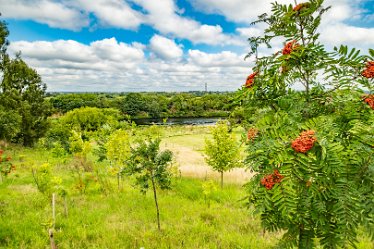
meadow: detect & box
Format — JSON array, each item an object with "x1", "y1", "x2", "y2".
[{"x1": 0, "y1": 126, "x2": 372, "y2": 249}]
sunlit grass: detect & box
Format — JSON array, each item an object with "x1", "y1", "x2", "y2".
[{"x1": 1, "y1": 127, "x2": 372, "y2": 248}]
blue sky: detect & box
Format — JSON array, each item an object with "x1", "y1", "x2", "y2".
[{"x1": 1, "y1": 0, "x2": 374, "y2": 92}]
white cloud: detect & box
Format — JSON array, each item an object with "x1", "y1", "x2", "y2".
[
  {"x1": 4, "y1": 0, "x2": 374, "y2": 92},
  {"x1": 73, "y1": 0, "x2": 143, "y2": 29},
  {"x1": 133, "y1": 0, "x2": 240, "y2": 45},
  {"x1": 191, "y1": 0, "x2": 294, "y2": 23},
  {"x1": 188, "y1": 50, "x2": 248, "y2": 67},
  {"x1": 10, "y1": 40, "x2": 95, "y2": 62},
  {"x1": 8, "y1": 38, "x2": 251, "y2": 91},
  {"x1": 320, "y1": 23, "x2": 374, "y2": 49},
  {"x1": 236, "y1": 27, "x2": 264, "y2": 38},
  {"x1": 9, "y1": 38, "x2": 145, "y2": 72},
  {"x1": 149, "y1": 35, "x2": 183, "y2": 60},
  {"x1": 317, "y1": 0, "x2": 374, "y2": 50},
  {"x1": 0, "y1": 0, "x2": 89, "y2": 31},
  {"x1": 90, "y1": 38, "x2": 144, "y2": 62},
  {"x1": 192, "y1": 0, "x2": 374, "y2": 49}
]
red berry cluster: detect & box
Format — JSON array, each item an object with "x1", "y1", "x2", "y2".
[
  {"x1": 244, "y1": 72, "x2": 258, "y2": 88},
  {"x1": 291, "y1": 130, "x2": 317, "y2": 153},
  {"x1": 362, "y1": 61, "x2": 374, "y2": 78},
  {"x1": 293, "y1": 3, "x2": 308, "y2": 11},
  {"x1": 247, "y1": 128, "x2": 259, "y2": 141},
  {"x1": 363, "y1": 94, "x2": 374, "y2": 110},
  {"x1": 261, "y1": 169, "x2": 284, "y2": 190},
  {"x1": 282, "y1": 40, "x2": 299, "y2": 55}
]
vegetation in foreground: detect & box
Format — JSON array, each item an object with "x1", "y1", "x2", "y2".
[
  {"x1": 0, "y1": 0, "x2": 373, "y2": 248},
  {"x1": 0, "y1": 144, "x2": 277, "y2": 249},
  {"x1": 236, "y1": 0, "x2": 374, "y2": 247},
  {"x1": 0, "y1": 141, "x2": 373, "y2": 249}
]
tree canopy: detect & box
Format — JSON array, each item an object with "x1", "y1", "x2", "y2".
[{"x1": 0, "y1": 19, "x2": 50, "y2": 145}]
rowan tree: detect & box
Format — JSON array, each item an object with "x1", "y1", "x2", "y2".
[{"x1": 239, "y1": 1, "x2": 374, "y2": 248}]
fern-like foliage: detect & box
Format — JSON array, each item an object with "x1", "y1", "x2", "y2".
[{"x1": 240, "y1": 1, "x2": 374, "y2": 248}]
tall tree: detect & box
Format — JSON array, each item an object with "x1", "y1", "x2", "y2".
[
  {"x1": 239, "y1": 1, "x2": 374, "y2": 248},
  {"x1": 0, "y1": 16, "x2": 9, "y2": 70},
  {"x1": 0, "y1": 18, "x2": 50, "y2": 145}
]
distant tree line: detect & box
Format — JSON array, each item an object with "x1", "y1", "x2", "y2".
[{"x1": 49, "y1": 92, "x2": 236, "y2": 118}]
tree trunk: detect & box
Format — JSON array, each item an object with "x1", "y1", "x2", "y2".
[
  {"x1": 151, "y1": 175, "x2": 161, "y2": 231},
  {"x1": 117, "y1": 172, "x2": 120, "y2": 191},
  {"x1": 220, "y1": 171, "x2": 224, "y2": 188},
  {"x1": 63, "y1": 196, "x2": 68, "y2": 217},
  {"x1": 52, "y1": 193, "x2": 56, "y2": 229},
  {"x1": 48, "y1": 229, "x2": 57, "y2": 249}
]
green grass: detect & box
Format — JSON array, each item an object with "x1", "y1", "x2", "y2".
[
  {"x1": 1, "y1": 130, "x2": 373, "y2": 248},
  {"x1": 0, "y1": 147, "x2": 279, "y2": 248}
]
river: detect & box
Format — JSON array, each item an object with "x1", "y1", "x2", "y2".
[{"x1": 133, "y1": 116, "x2": 225, "y2": 125}]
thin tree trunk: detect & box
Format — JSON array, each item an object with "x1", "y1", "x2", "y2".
[
  {"x1": 48, "y1": 229, "x2": 57, "y2": 249},
  {"x1": 220, "y1": 171, "x2": 223, "y2": 188},
  {"x1": 151, "y1": 175, "x2": 161, "y2": 231},
  {"x1": 52, "y1": 193, "x2": 56, "y2": 229},
  {"x1": 63, "y1": 196, "x2": 68, "y2": 217},
  {"x1": 117, "y1": 172, "x2": 120, "y2": 191}
]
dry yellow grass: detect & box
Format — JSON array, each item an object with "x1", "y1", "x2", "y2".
[{"x1": 161, "y1": 134, "x2": 253, "y2": 184}]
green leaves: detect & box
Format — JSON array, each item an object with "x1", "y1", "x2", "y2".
[
  {"x1": 128, "y1": 138, "x2": 173, "y2": 193},
  {"x1": 127, "y1": 138, "x2": 173, "y2": 230},
  {"x1": 204, "y1": 121, "x2": 242, "y2": 173},
  {"x1": 0, "y1": 56, "x2": 51, "y2": 146},
  {"x1": 241, "y1": 0, "x2": 374, "y2": 242}
]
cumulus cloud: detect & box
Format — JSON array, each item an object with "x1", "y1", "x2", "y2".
[
  {"x1": 7, "y1": 38, "x2": 251, "y2": 91},
  {"x1": 188, "y1": 50, "x2": 248, "y2": 67},
  {"x1": 193, "y1": 0, "x2": 374, "y2": 50},
  {"x1": 318, "y1": 0, "x2": 374, "y2": 50},
  {"x1": 1, "y1": 0, "x2": 240, "y2": 45},
  {"x1": 149, "y1": 35, "x2": 183, "y2": 60},
  {"x1": 130, "y1": 0, "x2": 241, "y2": 45},
  {"x1": 91, "y1": 38, "x2": 144, "y2": 62},
  {"x1": 9, "y1": 38, "x2": 144, "y2": 72},
  {"x1": 10, "y1": 40, "x2": 95, "y2": 63},
  {"x1": 3, "y1": 0, "x2": 374, "y2": 92},
  {"x1": 191, "y1": 0, "x2": 294, "y2": 23},
  {"x1": 73, "y1": 0, "x2": 143, "y2": 29},
  {"x1": 320, "y1": 24, "x2": 374, "y2": 50},
  {"x1": 0, "y1": 0, "x2": 88, "y2": 31}
]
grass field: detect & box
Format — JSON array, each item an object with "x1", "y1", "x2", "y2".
[
  {"x1": 161, "y1": 125, "x2": 252, "y2": 184},
  {"x1": 0, "y1": 126, "x2": 373, "y2": 248}
]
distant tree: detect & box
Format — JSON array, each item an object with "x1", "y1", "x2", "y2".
[
  {"x1": 106, "y1": 129, "x2": 131, "y2": 190},
  {"x1": 61, "y1": 107, "x2": 120, "y2": 132},
  {"x1": 49, "y1": 93, "x2": 112, "y2": 113},
  {"x1": 120, "y1": 93, "x2": 146, "y2": 116},
  {"x1": 204, "y1": 121, "x2": 241, "y2": 188},
  {"x1": 128, "y1": 139, "x2": 173, "y2": 230}
]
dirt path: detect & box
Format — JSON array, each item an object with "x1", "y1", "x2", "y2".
[{"x1": 161, "y1": 141, "x2": 253, "y2": 184}]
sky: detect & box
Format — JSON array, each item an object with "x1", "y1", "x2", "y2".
[{"x1": 1, "y1": 0, "x2": 374, "y2": 92}]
